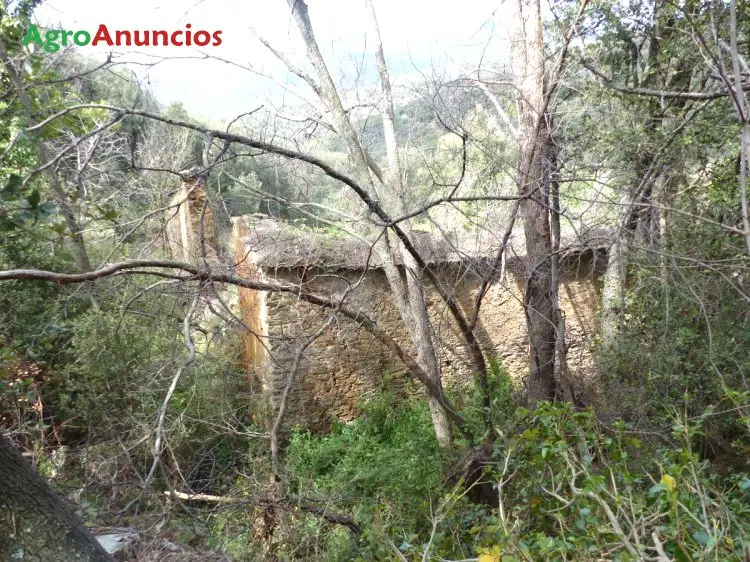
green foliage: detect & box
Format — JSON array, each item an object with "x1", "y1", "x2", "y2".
[
  {"x1": 0, "y1": 22, "x2": 48, "y2": 233},
  {"x1": 599, "y1": 174, "x2": 750, "y2": 461},
  {"x1": 0, "y1": 223, "x2": 85, "y2": 438},
  {"x1": 57, "y1": 306, "x2": 179, "y2": 437},
  {"x1": 287, "y1": 390, "x2": 443, "y2": 524},
  {"x1": 460, "y1": 358, "x2": 519, "y2": 442},
  {"x1": 403, "y1": 404, "x2": 750, "y2": 562},
  {"x1": 58, "y1": 287, "x2": 246, "y2": 440},
  {"x1": 219, "y1": 400, "x2": 748, "y2": 561},
  {"x1": 281, "y1": 390, "x2": 444, "y2": 559},
  {"x1": 1, "y1": 2, "x2": 749, "y2": 560},
  {"x1": 0, "y1": 228, "x2": 77, "y2": 357}
]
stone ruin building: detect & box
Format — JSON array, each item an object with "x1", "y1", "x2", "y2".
[
  {"x1": 231, "y1": 214, "x2": 609, "y2": 431},
  {"x1": 165, "y1": 179, "x2": 609, "y2": 431},
  {"x1": 165, "y1": 170, "x2": 219, "y2": 265}
]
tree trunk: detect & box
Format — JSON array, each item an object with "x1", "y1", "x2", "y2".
[
  {"x1": 365, "y1": 0, "x2": 451, "y2": 445},
  {"x1": 510, "y1": 0, "x2": 558, "y2": 404},
  {"x1": 0, "y1": 435, "x2": 112, "y2": 561},
  {"x1": 601, "y1": 141, "x2": 661, "y2": 346},
  {"x1": 287, "y1": 0, "x2": 457, "y2": 445},
  {"x1": 406, "y1": 261, "x2": 452, "y2": 446},
  {"x1": 0, "y1": 37, "x2": 99, "y2": 311},
  {"x1": 600, "y1": 223, "x2": 632, "y2": 346},
  {"x1": 548, "y1": 128, "x2": 574, "y2": 403},
  {"x1": 520, "y1": 190, "x2": 557, "y2": 404},
  {"x1": 50, "y1": 171, "x2": 94, "y2": 275},
  {"x1": 729, "y1": 0, "x2": 750, "y2": 256}
]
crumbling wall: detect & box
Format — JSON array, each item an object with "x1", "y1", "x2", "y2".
[
  {"x1": 165, "y1": 178, "x2": 219, "y2": 264},
  {"x1": 247, "y1": 254, "x2": 604, "y2": 432},
  {"x1": 261, "y1": 270, "x2": 411, "y2": 429},
  {"x1": 233, "y1": 219, "x2": 267, "y2": 394}
]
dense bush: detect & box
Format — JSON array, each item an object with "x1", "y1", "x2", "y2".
[
  {"x1": 285, "y1": 390, "x2": 444, "y2": 556},
  {"x1": 418, "y1": 403, "x2": 750, "y2": 561},
  {"x1": 226, "y1": 397, "x2": 748, "y2": 561},
  {"x1": 597, "y1": 200, "x2": 750, "y2": 464},
  {"x1": 458, "y1": 358, "x2": 520, "y2": 442}
]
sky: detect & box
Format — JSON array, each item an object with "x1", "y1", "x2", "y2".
[{"x1": 34, "y1": 0, "x2": 512, "y2": 121}]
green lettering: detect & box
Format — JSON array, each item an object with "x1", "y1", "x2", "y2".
[
  {"x1": 73, "y1": 30, "x2": 91, "y2": 46},
  {"x1": 21, "y1": 24, "x2": 43, "y2": 47},
  {"x1": 44, "y1": 30, "x2": 60, "y2": 53}
]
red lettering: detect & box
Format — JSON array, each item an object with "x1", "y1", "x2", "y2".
[
  {"x1": 133, "y1": 30, "x2": 149, "y2": 46},
  {"x1": 91, "y1": 24, "x2": 113, "y2": 46},
  {"x1": 115, "y1": 30, "x2": 131, "y2": 46},
  {"x1": 193, "y1": 30, "x2": 210, "y2": 47},
  {"x1": 89, "y1": 26, "x2": 221, "y2": 48},
  {"x1": 152, "y1": 30, "x2": 168, "y2": 45}
]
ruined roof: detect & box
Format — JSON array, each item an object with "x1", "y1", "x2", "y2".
[{"x1": 233, "y1": 213, "x2": 611, "y2": 270}]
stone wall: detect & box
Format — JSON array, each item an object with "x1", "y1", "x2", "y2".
[
  {"x1": 236, "y1": 247, "x2": 606, "y2": 431},
  {"x1": 165, "y1": 178, "x2": 219, "y2": 264},
  {"x1": 234, "y1": 219, "x2": 267, "y2": 394}
]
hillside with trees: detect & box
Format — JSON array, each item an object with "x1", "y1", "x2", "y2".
[{"x1": 1, "y1": 0, "x2": 749, "y2": 560}]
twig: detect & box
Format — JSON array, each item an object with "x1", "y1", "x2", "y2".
[
  {"x1": 143, "y1": 292, "x2": 199, "y2": 485},
  {"x1": 586, "y1": 491, "x2": 640, "y2": 558},
  {"x1": 163, "y1": 490, "x2": 361, "y2": 535}
]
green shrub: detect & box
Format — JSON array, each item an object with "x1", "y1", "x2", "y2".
[
  {"x1": 284, "y1": 389, "x2": 444, "y2": 559},
  {"x1": 459, "y1": 358, "x2": 520, "y2": 442},
  {"x1": 287, "y1": 389, "x2": 442, "y2": 521},
  {"x1": 597, "y1": 191, "x2": 750, "y2": 461},
  {"x1": 406, "y1": 403, "x2": 750, "y2": 561}
]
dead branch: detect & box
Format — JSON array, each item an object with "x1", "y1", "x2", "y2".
[
  {"x1": 0, "y1": 261, "x2": 469, "y2": 436},
  {"x1": 163, "y1": 490, "x2": 361, "y2": 535}
]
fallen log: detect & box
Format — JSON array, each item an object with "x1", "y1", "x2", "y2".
[{"x1": 163, "y1": 490, "x2": 361, "y2": 535}]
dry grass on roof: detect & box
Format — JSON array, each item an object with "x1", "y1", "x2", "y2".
[{"x1": 233, "y1": 214, "x2": 611, "y2": 271}]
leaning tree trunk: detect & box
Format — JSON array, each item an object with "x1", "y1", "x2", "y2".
[
  {"x1": 287, "y1": 0, "x2": 457, "y2": 445},
  {"x1": 0, "y1": 435, "x2": 112, "y2": 561},
  {"x1": 510, "y1": 0, "x2": 558, "y2": 404},
  {"x1": 365, "y1": 0, "x2": 451, "y2": 445}
]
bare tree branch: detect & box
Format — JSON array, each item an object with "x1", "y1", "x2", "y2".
[{"x1": 0, "y1": 261, "x2": 469, "y2": 436}]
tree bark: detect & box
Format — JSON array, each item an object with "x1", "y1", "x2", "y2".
[
  {"x1": 510, "y1": 0, "x2": 558, "y2": 404},
  {"x1": 287, "y1": 0, "x2": 457, "y2": 445},
  {"x1": 548, "y1": 129, "x2": 574, "y2": 403},
  {"x1": 0, "y1": 435, "x2": 112, "y2": 561},
  {"x1": 600, "y1": 221, "x2": 632, "y2": 347},
  {"x1": 729, "y1": 0, "x2": 750, "y2": 256},
  {"x1": 364, "y1": 0, "x2": 451, "y2": 445}
]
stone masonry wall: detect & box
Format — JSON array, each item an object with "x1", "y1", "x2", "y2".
[
  {"x1": 166, "y1": 179, "x2": 219, "y2": 264},
  {"x1": 244, "y1": 254, "x2": 605, "y2": 432}
]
